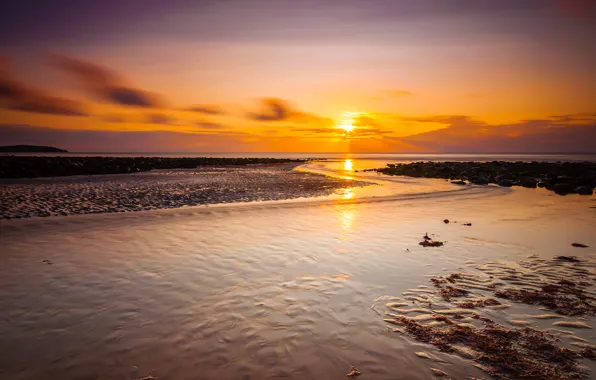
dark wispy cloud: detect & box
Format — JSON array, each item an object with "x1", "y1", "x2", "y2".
[
  {"x1": 98, "y1": 114, "x2": 126, "y2": 123},
  {"x1": 50, "y1": 54, "x2": 166, "y2": 108},
  {"x1": 196, "y1": 121, "x2": 225, "y2": 129},
  {"x1": 0, "y1": 60, "x2": 87, "y2": 116},
  {"x1": 185, "y1": 105, "x2": 225, "y2": 115},
  {"x1": 401, "y1": 113, "x2": 596, "y2": 152},
  {"x1": 145, "y1": 113, "x2": 176, "y2": 125},
  {"x1": 247, "y1": 98, "x2": 333, "y2": 127}
]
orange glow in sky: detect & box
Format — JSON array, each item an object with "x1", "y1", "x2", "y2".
[{"x1": 0, "y1": 1, "x2": 594, "y2": 153}]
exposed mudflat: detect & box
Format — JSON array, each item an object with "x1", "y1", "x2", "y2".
[{"x1": 0, "y1": 163, "x2": 369, "y2": 219}]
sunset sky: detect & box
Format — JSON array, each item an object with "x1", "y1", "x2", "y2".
[{"x1": 0, "y1": 0, "x2": 595, "y2": 152}]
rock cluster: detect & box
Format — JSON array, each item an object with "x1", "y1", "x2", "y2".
[
  {"x1": 368, "y1": 161, "x2": 596, "y2": 196},
  {"x1": 0, "y1": 156, "x2": 309, "y2": 178}
]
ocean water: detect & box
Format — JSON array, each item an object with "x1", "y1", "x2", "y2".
[
  {"x1": 5, "y1": 152, "x2": 596, "y2": 163},
  {"x1": 1, "y1": 159, "x2": 595, "y2": 380}
]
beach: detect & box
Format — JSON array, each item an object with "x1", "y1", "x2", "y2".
[{"x1": 1, "y1": 156, "x2": 596, "y2": 380}]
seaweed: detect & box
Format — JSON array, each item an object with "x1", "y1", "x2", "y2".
[
  {"x1": 388, "y1": 315, "x2": 587, "y2": 380},
  {"x1": 456, "y1": 298, "x2": 501, "y2": 309},
  {"x1": 438, "y1": 286, "x2": 470, "y2": 301},
  {"x1": 494, "y1": 283, "x2": 596, "y2": 317}
]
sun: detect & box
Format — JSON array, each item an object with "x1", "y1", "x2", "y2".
[
  {"x1": 337, "y1": 112, "x2": 359, "y2": 133},
  {"x1": 340, "y1": 122, "x2": 355, "y2": 133}
]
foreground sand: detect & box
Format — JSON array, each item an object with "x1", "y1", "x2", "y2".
[
  {"x1": 1, "y1": 160, "x2": 595, "y2": 380},
  {"x1": 0, "y1": 163, "x2": 368, "y2": 219}
]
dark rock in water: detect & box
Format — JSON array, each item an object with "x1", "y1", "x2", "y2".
[
  {"x1": 553, "y1": 183, "x2": 575, "y2": 195},
  {"x1": 443, "y1": 219, "x2": 450, "y2": 224},
  {"x1": 451, "y1": 180, "x2": 466, "y2": 185},
  {"x1": 471, "y1": 177, "x2": 489, "y2": 185},
  {"x1": 575, "y1": 186, "x2": 594, "y2": 195},
  {"x1": 463, "y1": 223, "x2": 472, "y2": 226},
  {"x1": 520, "y1": 178, "x2": 537, "y2": 188},
  {"x1": 571, "y1": 243, "x2": 589, "y2": 248},
  {"x1": 368, "y1": 161, "x2": 596, "y2": 196}
]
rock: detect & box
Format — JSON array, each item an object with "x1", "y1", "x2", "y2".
[
  {"x1": 553, "y1": 183, "x2": 575, "y2": 195},
  {"x1": 571, "y1": 243, "x2": 589, "y2": 248},
  {"x1": 575, "y1": 186, "x2": 593, "y2": 195},
  {"x1": 498, "y1": 179, "x2": 514, "y2": 187},
  {"x1": 472, "y1": 177, "x2": 489, "y2": 185},
  {"x1": 443, "y1": 219, "x2": 450, "y2": 224},
  {"x1": 537, "y1": 181, "x2": 546, "y2": 188},
  {"x1": 451, "y1": 180, "x2": 466, "y2": 185},
  {"x1": 520, "y1": 178, "x2": 537, "y2": 188}
]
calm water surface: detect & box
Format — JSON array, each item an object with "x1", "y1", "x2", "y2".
[{"x1": 1, "y1": 159, "x2": 595, "y2": 379}]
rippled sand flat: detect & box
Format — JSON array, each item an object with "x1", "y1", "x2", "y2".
[
  {"x1": 1, "y1": 159, "x2": 595, "y2": 379},
  {"x1": 0, "y1": 163, "x2": 369, "y2": 219}
]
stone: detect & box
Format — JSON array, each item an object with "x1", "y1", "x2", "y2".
[{"x1": 575, "y1": 186, "x2": 593, "y2": 196}]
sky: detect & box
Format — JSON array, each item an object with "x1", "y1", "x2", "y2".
[{"x1": 0, "y1": 0, "x2": 595, "y2": 153}]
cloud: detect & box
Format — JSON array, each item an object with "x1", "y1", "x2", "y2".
[
  {"x1": 0, "y1": 62, "x2": 87, "y2": 116},
  {"x1": 145, "y1": 113, "x2": 176, "y2": 125},
  {"x1": 401, "y1": 113, "x2": 596, "y2": 152},
  {"x1": 185, "y1": 105, "x2": 225, "y2": 115},
  {"x1": 196, "y1": 121, "x2": 225, "y2": 129},
  {"x1": 50, "y1": 54, "x2": 165, "y2": 108},
  {"x1": 246, "y1": 98, "x2": 333, "y2": 127},
  {"x1": 99, "y1": 114, "x2": 126, "y2": 123},
  {"x1": 401, "y1": 115, "x2": 475, "y2": 125},
  {"x1": 247, "y1": 98, "x2": 290, "y2": 121}
]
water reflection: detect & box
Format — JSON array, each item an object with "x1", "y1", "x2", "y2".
[
  {"x1": 343, "y1": 188, "x2": 354, "y2": 199},
  {"x1": 338, "y1": 204, "x2": 357, "y2": 234},
  {"x1": 344, "y1": 159, "x2": 353, "y2": 171}
]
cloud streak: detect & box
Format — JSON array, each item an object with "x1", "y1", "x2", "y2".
[
  {"x1": 50, "y1": 54, "x2": 165, "y2": 108},
  {"x1": 247, "y1": 98, "x2": 333, "y2": 127},
  {"x1": 0, "y1": 60, "x2": 87, "y2": 116},
  {"x1": 401, "y1": 113, "x2": 596, "y2": 153}
]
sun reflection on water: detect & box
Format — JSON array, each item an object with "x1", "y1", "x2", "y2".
[
  {"x1": 344, "y1": 159, "x2": 353, "y2": 171},
  {"x1": 339, "y1": 204, "x2": 357, "y2": 234},
  {"x1": 343, "y1": 188, "x2": 354, "y2": 199}
]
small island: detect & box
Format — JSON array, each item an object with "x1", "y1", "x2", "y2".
[{"x1": 0, "y1": 145, "x2": 68, "y2": 153}]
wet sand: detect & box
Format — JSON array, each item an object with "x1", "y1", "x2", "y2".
[
  {"x1": 0, "y1": 163, "x2": 369, "y2": 219},
  {"x1": 1, "y1": 159, "x2": 595, "y2": 379}
]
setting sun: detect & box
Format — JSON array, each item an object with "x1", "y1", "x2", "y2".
[{"x1": 338, "y1": 112, "x2": 361, "y2": 133}]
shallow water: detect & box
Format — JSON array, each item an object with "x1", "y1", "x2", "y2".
[{"x1": 1, "y1": 159, "x2": 595, "y2": 379}]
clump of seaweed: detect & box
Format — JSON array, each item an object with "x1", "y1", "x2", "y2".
[
  {"x1": 456, "y1": 298, "x2": 501, "y2": 309},
  {"x1": 438, "y1": 286, "x2": 470, "y2": 301},
  {"x1": 388, "y1": 314, "x2": 589, "y2": 380},
  {"x1": 420, "y1": 233, "x2": 445, "y2": 247},
  {"x1": 494, "y1": 281, "x2": 596, "y2": 317}
]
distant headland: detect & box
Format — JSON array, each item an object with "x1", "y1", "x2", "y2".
[{"x1": 0, "y1": 145, "x2": 68, "y2": 153}]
